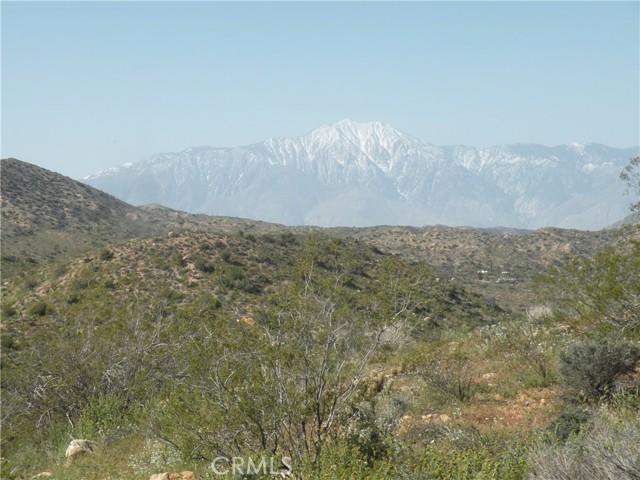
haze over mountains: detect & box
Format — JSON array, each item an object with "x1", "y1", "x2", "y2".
[{"x1": 84, "y1": 120, "x2": 639, "y2": 230}]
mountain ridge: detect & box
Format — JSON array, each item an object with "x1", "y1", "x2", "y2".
[
  {"x1": 80, "y1": 120, "x2": 638, "y2": 229},
  {"x1": 2, "y1": 156, "x2": 632, "y2": 311}
]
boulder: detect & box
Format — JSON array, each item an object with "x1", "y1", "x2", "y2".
[
  {"x1": 65, "y1": 439, "x2": 96, "y2": 464},
  {"x1": 169, "y1": 472, "x2": 195, "y2": 480},
  {"x1": 149, "y1": 474, "x2": 169, "y2": 480}
]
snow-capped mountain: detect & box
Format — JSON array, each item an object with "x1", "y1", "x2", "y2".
[{"x1": 84, "y1": 120, "x2": 639, "y2": 229}]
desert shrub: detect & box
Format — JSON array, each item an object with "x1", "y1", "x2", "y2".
[
  {"x1": 99, "y1": 247, "x2": 114, "y2": 261},
  {"x1": 299, "y1": 441, "x2": 378, "y2": 479},
  {"x1": 70, "y1": 268, "x2": 96, "y2": 290},
  {"x1": 389, "y1": 428, "x2": 530, "y2": 480},
  {"x1": 298, "y1": 432, "x2": 528, "y2": 479},
  {"x1": 66, "y1": 291, "x2": 81, "y2": 304},
  {"x1": 27, "y1": 300, "x2": 48, "y2": 316},
  {"x1": 220, "y1": 248, "x2": 232, "y2": 263},
  {"x1": 129, "y1": 438, "x2": 184, "y2": 476},
  {"x1": 261, "y1": 233, "x2": 276, "y2": 244},
  {"x1": 416, "y1": 442, "x2": 528, "y2": 479},
  {"x1": 421, "y1": 349, "x2": 476, "y2": 403},
  {"x1": 347, "y1": 395, "x2": 408, "y2": 465},
  {"x1": 502, "y1": 312, "x2": 556, "y2": 387},
  {"x1": 23, "y1": 276, "x2": 38, "y2": 290},
  {"x1": 193, "y1": 256, "x2": 215, "y2": 273},
  {"x1": 2, "y1": 302, "x2": 17, "y2": 318},
  {"x1": 157, "y1": 252, "x2": 416, "y2": 466},
  {"x1": 170, "y1": 252, "x2": 185, "y2": 267},
  {"x1": 1, "y1": 334, "x2": 15, "y2": 350},
  {"x1": 2, "y1": 305, "x2": 181, "y2": 453},
  {"x1": 198, "y1": 241, "x2": 212, "y2": 251},
  {"x1": 547, "y1": 403, "x2": 592, "y2": 441},
  {"x1": 539, "y1": 238, "x2": 640, "y2": 334},
  {"x1": 278, "y1": 231, "x2": 297, "y2": 246},
  {"x1": 529, "y1": 409, "x2": 640, "y2": 480},
  {"x1": 558, "y1": 337, "x2": 640, "y2": 402},
  {"x1": 74, "y1": 394, "x2": 138, "y2": 439}
]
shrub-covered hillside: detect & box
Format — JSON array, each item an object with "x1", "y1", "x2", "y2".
[
  {"x1": 2, "y1": 231, "x2": 505, "y2": 478},
  {"x1": 1, "y1": 158, "x2": 639, "y2": 479},
  {"x1": 2, "y1": 225, "x2": 638, "y2": 479}
]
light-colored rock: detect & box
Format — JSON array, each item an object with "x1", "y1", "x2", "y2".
[
  {"x1": 439, "y1": 414, "x2": 451, "y2": 423},
  {"x1": 65, "y1": 438, "x2": 96, "y2": 464},
  {"x1": 31, "y1": 473, "x2": 53, "y2": 479},
  {"x1": 168, "y1": 472, "x2": 195, "y2": 480},
  {"x1": 149, "y1": 474, "x2": 169, "y2": 480},
  {"x1": 421, "y1": 413, "x2": 438, "y2": 423}
]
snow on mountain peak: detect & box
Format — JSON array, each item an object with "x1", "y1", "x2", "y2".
[
  {"x1": 82, "y1": 121, "x2": 639, "y2": 230},
  {"x1": 305, "y1": 120, "x2": 408, "y2": 145}
]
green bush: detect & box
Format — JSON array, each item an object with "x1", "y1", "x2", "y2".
[
  {"x1": 547, "y1": 403, "x2": 591, "y2": 441},
  {"x1": 99, "y1": 248, "x2": 114, "y2": 261},
  {"x1": 347, "y1": 395, "x2": 408, "y2": 466},
  {"x1": 421, "y1": 351, "x2": 476, "y2": 403},
  {"x1": 27, "y1": 300, "x2": 48, "y2": 316},
  {"x1": 170, "y1": 252, "x2": 185, "y2": 267},
  {"x1": 2, "y1": 302, "x2": 17, "y2": 318},
  {"x1": 559, "y1": 338, "x2": 640, "y2": 402},
  {"x1": 193, "y1": 256, "x2": 215, "y2": 273},
  {"x1": 1, "y1": 334, "x2": 15, "y2": 350},
  {"x1": 75, "y1": 395, "x2": 133, "y2": 439}
]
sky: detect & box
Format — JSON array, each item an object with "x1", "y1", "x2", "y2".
[{"x1": 2, "y1": 1, "x2": 639, "y2": 178}]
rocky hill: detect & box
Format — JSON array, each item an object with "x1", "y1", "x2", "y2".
[
  {"x1": 4, "y1": 158, "x2": 632, "y2": 312},
  {"x1": 0, "y1": 158, "x2": 282, "y2": 279},
  {"x1": 1, "y1": 158, "x2": 160, "y2": 278}
]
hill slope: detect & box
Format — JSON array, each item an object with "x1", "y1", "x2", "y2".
[
  {"x1": 3, "y1": 158, "x2": 629, "y2": 312},
  {"x1": 0, "y1": 158, "x2": 289, "y2": 279},
  {"x1": 1, "y1": 158, "x2": 162, "y2": 278},
  {"x1": 2, "y1": 158, "x2": 639, "y2": 479}
]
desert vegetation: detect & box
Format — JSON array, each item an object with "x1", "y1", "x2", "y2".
[
  {"x1": 1, "y1": 224, "x2": 638, "y2": 479},
  {"x1": 1, "y1": 158, "x2": 639, "y2": 479}
]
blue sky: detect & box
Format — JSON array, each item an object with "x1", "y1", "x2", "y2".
[{"x1": 2, "y1": 1, "x2": 639, "y2": 178}]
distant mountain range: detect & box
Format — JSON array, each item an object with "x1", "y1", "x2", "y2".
[{"x1": 84, "y1": 120, "x2": 639, "y2": 230}]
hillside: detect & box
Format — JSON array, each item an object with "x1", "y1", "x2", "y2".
[
  {"x1": 340, "y1": 225, "x2": 624, "y2": 311},
  {"x1": 2, "y1": 159, "x2": 639, "y2": 479},
  {"x1": 0, "y1": 158, "x2": 161, "y2": 279},
  {"x1": 2, "y1": 158, "x2": 628, "y2": 313},
  {"x1": 3, "y1": 224, "x2": 638, "y2": 479},
  {"x1": 0, "y1": 158, "x2": 283, "y2": 279}
]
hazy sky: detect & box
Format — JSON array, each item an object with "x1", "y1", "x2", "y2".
[{"x1": 2, "y1": 1, "x2": 639, "y2": 178}]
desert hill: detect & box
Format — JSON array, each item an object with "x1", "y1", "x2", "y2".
[
  {"x1": 1, "y1": 158, "x2": 639, "y2": 479},
  {"x1": 2, "y1": 158, "x2": 634, "y2": 313}
]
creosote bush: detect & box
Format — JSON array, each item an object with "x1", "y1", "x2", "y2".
[
  {"x1": 558, "y1": 337, "x2": 640, "y2": 402},
  {"x1": 421, "y1": 349, "x2": 476, "y2": 403}
]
